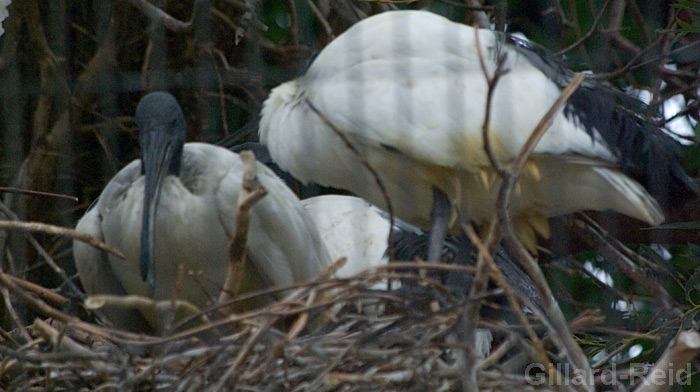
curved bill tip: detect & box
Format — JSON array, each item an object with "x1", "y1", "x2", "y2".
[{"x1": 140, "y1": 252, "x2": 156, "y2": 297}]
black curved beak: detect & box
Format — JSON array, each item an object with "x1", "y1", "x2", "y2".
[{"x1": 140, "y1": 127, "x2": 179, "y2": 297}]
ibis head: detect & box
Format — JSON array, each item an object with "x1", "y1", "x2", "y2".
[{"x1": 134, "y1": 92, "x2": 187, "y2": 296}]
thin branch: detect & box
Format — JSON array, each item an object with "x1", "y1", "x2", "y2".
[
  {"x1": 474, "y1": 27, "x2": 509, "y2": 175},
  {"x1": 84, "y1": 294, "x2": 204, "y2": 324},
  {"x1": 463, "y1": 225, "x2": 551, "y2": 371},
  {"x1": 306, "y1": 0, "x2": 335, "y2": 40},
  {"x1": 0, "y1": 187, "x2": 78, "y2": 202},
  {"x1": 497, "y1": 72, "x2": 590, "y2": 392},
  {"x1": 573, "y1": 214, "x2": 682, "y2": 318},
  {"x1": 557, "y1": 0, "x2": 612, "y2": 55},
  {"x1": 218, "y1": 150, "x2": 267, "y2": 305},
  {"x1": 125, "y1": 0, "x2": 195, "y2": 32},
  {"x1": 0, "y1": 220, "x2": 124, "y2": 260},
  {"x1": 3, "y1": 274, "x2": 68, "y2": 306}
]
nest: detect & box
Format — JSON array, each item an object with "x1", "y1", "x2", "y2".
[{"x1": 0, "y1": 262, "x2": 563, "y2": 392}]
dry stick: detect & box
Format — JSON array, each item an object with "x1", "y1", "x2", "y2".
[
  {"x1": 31, "y1": 318, "x2": 96, "y2": 358},
  {"x1": 557, "y1": 0, "x2": 612, "y2": 55},
  {"x1": 635, "y1": 331, "x2": 700, "y2": 392},
  {"x1": 84, "y1": 294, "x2": 203, "y2": 322},
  {"x1": 472, "y1": 25, "x2": 590, "y2": 388},
  {"x1": 457, "y1": 29, "x2": 512, "y2": 392},
  {"x1": 3, "y1": 274, "x2": 68, "y2": 306},
  {"x1": 210, "y1": 50, "x2": 229, "y2": 135},
  {"x1": 463, "y1": 225, "x2": 552, "y2": 371},
  {"x1": 218, "y1": 150, "x2": 268, "y2": 305},
  {"x1": 0, "y1": 201, "x2": 87, "y2": 298},
  {"x1": 285, "y1": 0, "x2": 300, "y2": 45},
  {"x1": 573, "y1": 214, "x2": 681, "y2": 318},
  {"x1": 0, "y1": 271, "x2": 159, "y2": 346},
  {"x1": 0, "y1": 187, "x2": 78, "y2": 202},
  {"x1": 125, "y1": 0, "x2": 195, "y2": 31},
  {"x1": 0, "y1": 220, "x2": 124, "y2": 260},
  {"x1": 235, "y1": 0, "x2": 267, "y2": 44},
  {"x1": 214, "y1": 317, "x2": 275, "y2": 390},
  {"x1": 591, "y1": 340, "x2": 633, "y2": 369},
  {"x1": 306, "y1": 0, "x2": 335, "y2": 40},
  {"x1": 286, "y1": 288, "x2": 316, "y2": 340},
  {"x1": 475, "y1": 29, "x2": 508, "y2": 175},
  {"x1": 0, "y1": 285, "x2": 31, "y2": 342},
  {"x1": 498, "y1": 73, "x2": 590, "y2": 390}
]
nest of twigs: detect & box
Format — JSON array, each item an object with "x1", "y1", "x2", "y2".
[
  {"x1": 2, "y1": 239, "x2": 700, "y2": 392},
  {"x1": 1, "y1": 261, "x2": 560, "y2": 392}
]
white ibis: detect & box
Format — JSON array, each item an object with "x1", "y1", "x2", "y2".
[
  {"x1": 259, "y1": 10, "x2": 695, "y2": 257},
  {"x1": 73, "y1": 92, "x2": 330, "y2": 332}
]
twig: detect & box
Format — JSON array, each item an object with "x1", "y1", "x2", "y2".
[
  {"x1": 474, "y1": 28, "x2": 508, "y2": 175},
  {"x1": 463, "y1": 225, "x2": 552, "y2": 372},
  {"x1": 3, "y1": 274, "x2": 68, "y2": 306},
  {"x1": 0, "y1": 201, "x2": 85, "y2": 298},
  {"x1": 557, "y1": 0, "x2": 612, "y2": 55},
  {"x1": 573, "y1": 214, "x2": 681, "y2": 318},
  {"x1": 0, "y1": 187, "x2": 78, "y2": 202},
  {"x1": 236, "y1": 0, "x2": 266, "y2": 45},
  {"x1": 218, "y1": 150, "x2": 267, "y2": 305},
  {"x1": 509, "y1": 73, "x2": 585, "y2": 181},
  {"x1": 286, "y1": 0, "x2": 299, "y2": 45},
  {"x1": 0, "y1": 271, "x2": 159, "y2": 346},
  {"x1": 84, "y1": 294, "x2": 205, "y2": 325},
  {"x1": 214, "y1": 316, "x2": 274, "y2": 389},
  {"x1": 125, "y1": 0, "x2": 196, "y2": 32},
  {"x1": 459, "y1": 29, "x2": 512, "y2": 392},
  {"x1": 499, "y1": 74, "x2": 591, "y2": 392},
  {"x1": 306, "y1": 0, "x2": 334, "y2": 40},
  {"x1": 31, "y1": 319, "x2": 94, "y2": 357},
  {"x1": 0, "y1": 285, "x2": 31, "y2": 342},
  {"x1": 0, "y1": 220, "x2": 124, "y2": 259}
]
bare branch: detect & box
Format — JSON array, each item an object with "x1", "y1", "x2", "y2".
[
  {"x1": 218, "y1": 150, "x2": 268, "y2": 305},
  {"x1": 0, "y1": 220, "x2": 124, "y2": 260}
]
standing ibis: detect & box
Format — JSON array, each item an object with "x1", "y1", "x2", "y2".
[
  {"x1": 73, "y1": 92, "x2": 330, "y2": 332},
  {"x1": 259, "y1": 10, "x2": 695, "y2": 256}
]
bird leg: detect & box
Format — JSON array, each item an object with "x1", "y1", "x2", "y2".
[{"x1": 427, "y1": 187, "x2": 451, "y2": 262}]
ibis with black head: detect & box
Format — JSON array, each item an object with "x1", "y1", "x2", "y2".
[{"x1": 74, "y1": 92, "x2": 331, "y2": 332}]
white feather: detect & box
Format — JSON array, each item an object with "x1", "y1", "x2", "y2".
[
  {"x1": 260, "y1": 10, "x2": 664, "y2": 230},
  {"x1": 74, "y1": 143, "x2": 331, "y2": 331}
]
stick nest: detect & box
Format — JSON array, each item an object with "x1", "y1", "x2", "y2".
[{"x1": 0, "y1": 266, "x2": 551, "y2": 391}]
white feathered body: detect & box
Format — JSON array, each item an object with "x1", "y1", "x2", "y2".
[
  {"x1": 260, "y1": 11, "x2": 664, "y2": 239},
  {"x1": 301, "y1": 195, "x2": 393, "y2": 277},
  {"x1": 74, "y1": 143, "x2": 330, "y2": 330}
]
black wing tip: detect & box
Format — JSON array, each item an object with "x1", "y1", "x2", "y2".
[{"x1": 564, "y1": 84, "x2": 698, "y2": 209}]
